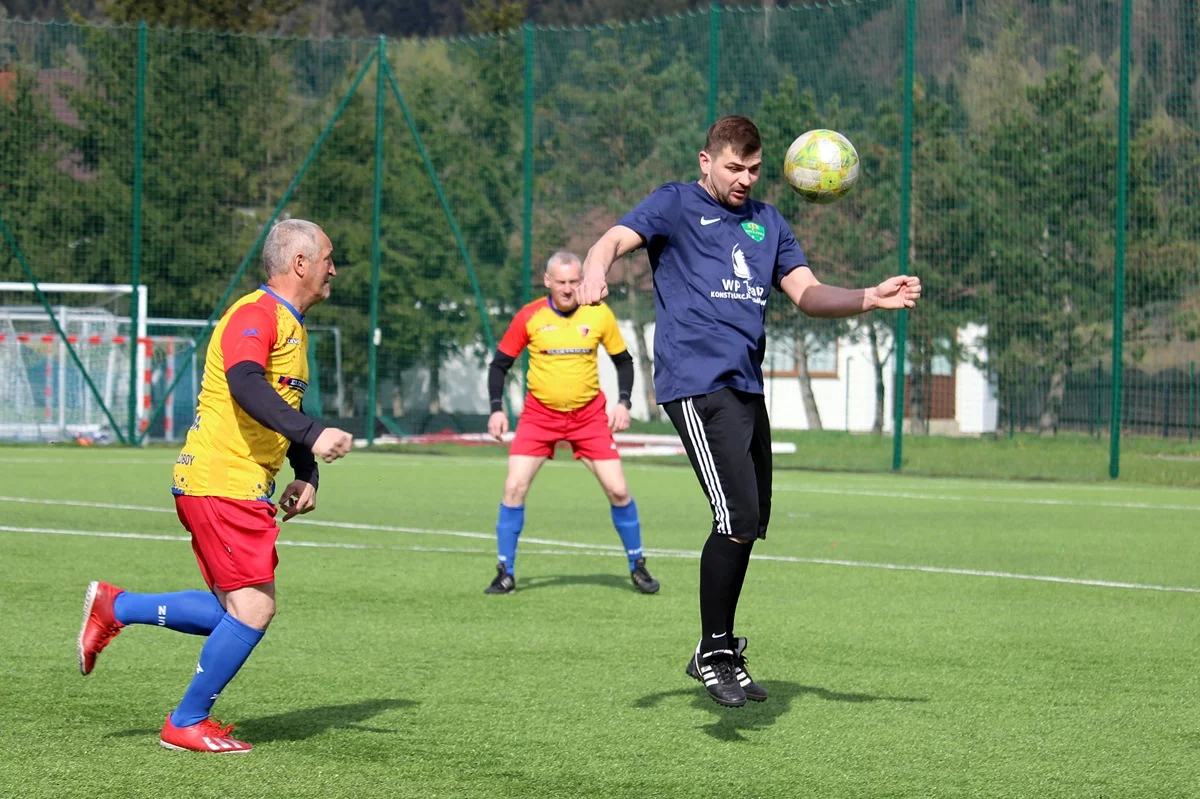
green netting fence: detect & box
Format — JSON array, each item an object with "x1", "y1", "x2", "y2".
[{"x1": 1, "y1": 1, "x2": 1197, "y2": 483}]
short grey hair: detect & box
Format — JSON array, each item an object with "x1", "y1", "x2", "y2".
[
  {"x1": 545, "y1": 251, "x2": 582, "y2": 273},
  {"x1": 263, "y1": 219, "x2": 322, "y2": 277}
]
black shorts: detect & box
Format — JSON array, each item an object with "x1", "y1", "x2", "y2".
[{"x1": 663, "y1": 387, "x2": 772, "y2": 540}]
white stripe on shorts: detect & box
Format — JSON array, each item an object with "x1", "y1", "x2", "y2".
[{"x1": 682, "y1": 398, "x2": 731, "y2": 535}]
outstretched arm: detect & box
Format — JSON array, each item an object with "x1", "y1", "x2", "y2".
[
  {"x1": 779, "y1": 267, "x2": 921, "y2": 318},
  {"x1": 578, "y1": 225, "x2": 646, "y2": 306}
]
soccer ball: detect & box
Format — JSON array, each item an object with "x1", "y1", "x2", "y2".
[{"x1": 783, "y1": 129, "x2": 860, "y2": 204}]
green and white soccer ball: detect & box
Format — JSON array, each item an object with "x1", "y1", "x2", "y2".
[{"x1": 783, "y1": 129, "x2": 860, "y2": 204}]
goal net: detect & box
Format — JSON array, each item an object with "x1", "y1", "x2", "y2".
[{"x1": 0, "y1": 283, "x2": 198, "y2": 444}]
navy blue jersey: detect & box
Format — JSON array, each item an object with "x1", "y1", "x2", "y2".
[{"x1": 618, "y1": 181, "x2": 807, "y2": 404}]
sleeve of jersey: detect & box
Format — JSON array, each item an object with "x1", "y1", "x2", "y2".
[
  {"x1": 617, "y1": 183, "x2": 680, "y2": 245},
  {"x1": 496, "y1": 308, "x2": 533, "y2": 358},
  {"x1": 599, "y1": 306, "x2": 628, "y2": 356},
  {"x1": 220, "y1": 303, "x2": 277, "y2": 368},
  {"x1": 773, "y1": 214, "x2": 809, "y2": 289}
]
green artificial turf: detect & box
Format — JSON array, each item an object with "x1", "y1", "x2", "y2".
[{"x1": 1, "y1": 447, "x2": 1197, "y2": 798}]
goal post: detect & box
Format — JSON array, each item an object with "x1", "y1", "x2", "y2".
[{"x1": 0, "y1": 282, "x2": 147, "y2": 443}]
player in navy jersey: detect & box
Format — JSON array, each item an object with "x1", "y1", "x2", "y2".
[{"x1": 577, "y1": 116, "x2": 921, "y2": 707}]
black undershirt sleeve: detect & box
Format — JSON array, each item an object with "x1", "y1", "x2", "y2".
[
  {"x1": 226, "y1": 360, "x2": 327, "y2": 449},
  {"x1": 489, "y1": 350, "x2": 516, "y2": 413},
  {"x1": 285, "y1": 440, "x2": 319, "y2": 489},
  {"x1": 610, "y1": 350, "x2": 634, "y2": 408}
]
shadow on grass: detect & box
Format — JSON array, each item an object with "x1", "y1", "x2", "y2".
[
  {"x1": 635, "y1": 681, "x2": 928, "y2": 742},
  {"x1": 106, "y1": 698, "x2": 417, "y2": 743},
  {"x1": 518, "y1": 572, "x2": 639, "y2": 594}
]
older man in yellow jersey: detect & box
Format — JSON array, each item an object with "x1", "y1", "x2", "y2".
[
  {"x1": 484, "y1": 251, "x2": 659, "y2": 595},
  {"x1": 76, "y1": 219, "x2": 354, "y2": 753}
]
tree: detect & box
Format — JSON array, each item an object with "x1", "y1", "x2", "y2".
[
  {"x1": 537, "y1": 31, "x2": 704, "y2": 420},
  {"x1": 99, "y1": 0, "x2": 300, "y2": 32},
  {"x1": 982, "y1": 49, "x2": 1115, "y2": 434},
  {"x1": 64, "y1": 26, "x2": 308, "y2": 318},
  {"x1": 0, "y1": 62, "x2": 80, "y2": 283},
  {"x1": 298, "y1": 35, "x2": 522, "y2": 418}
]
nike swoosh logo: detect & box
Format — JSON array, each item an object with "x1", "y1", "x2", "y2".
[
  {"x1": 700, "y1": 217, "x2": 721, "y2": 226},
  {"x1": 711, "y1": 631, "x2": 727, "y2": 638}
]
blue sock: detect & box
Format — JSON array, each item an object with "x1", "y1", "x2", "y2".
[
  {"x1": 170, "y1": 614, "x2": 264, "y2": 727},
  {"x1": 611, "y1": 499, "x2": 643, "y2": 571},
  {"x1": 495, "y1": 503, "x2": 524, "y2": 575},
  {"x1": 113, "y1": 590, "x2": 226, "y2": 636}
]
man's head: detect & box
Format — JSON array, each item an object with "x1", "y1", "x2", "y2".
[
  {"x1": 262, "y1": 219, "x2": 336, "y2": 311},
  {"x1": 543, "y1": 251, "x2": 583, "y2": 312},
  {"x1": 699, "y1": 115, "x2": 762, "y2": 208}
]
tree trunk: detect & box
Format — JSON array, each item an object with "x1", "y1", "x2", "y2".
[
  {"x1": 794, "y1": 332, "x2": 823, "y2": 430},
  {"x1": 428, "y1": 350, "x2": 441, "y2": 415},
  {"x1": 627, "y1": 273, "x2": 660, "y2": 421},
  {"x1": 907, "y1": 339, "x2": 927, "y2": 436},
  {"x1": 1039, "y1": 295, "x2": 1074, "y2": 436},
  {"x1": 868, "y1": 321, "x2": 887, "y2": 435}
]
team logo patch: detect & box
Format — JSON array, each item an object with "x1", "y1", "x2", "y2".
[
  {"x1": 277, "y1": 375, "x2": 308, "y2": 392},
  {"x1": 741, "y1": 221, "x2": 765, "y2": 242},
  {"x1": 577, "y1": 325, "x2": 590, "y2": 337}
]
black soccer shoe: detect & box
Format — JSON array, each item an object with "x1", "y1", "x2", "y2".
[
  {"x1": 733, "y1": 637, "x2": 767, "y2": 702},
  {"x1": 630, "y1": 558, "x2": 660, "y2": 594},
  {"x1": 484, "y1": 563, "x2": 516, "y2": 595},
  {"x1": 687, "y1": 649, "x2": 746, "y2": 707}
]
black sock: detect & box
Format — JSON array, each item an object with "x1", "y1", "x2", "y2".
[
  {"x1": 699, "y1": 534, "x2": 752, "y2": 654},
  {"x1": 726, "y1": 539, "x2": 754, "y2": 639}
]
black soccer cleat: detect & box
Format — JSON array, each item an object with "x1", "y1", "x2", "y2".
[
  {"x1": 687, "y1": 649, "x2": 746, "y2": 707},
  {"x1": 733, "y1": 636, "x2": 767, "y2": 702},
  {"x1": 484, "y1": 563, "x2": 516, "y2": 595},
  {"x1": 630, "y1": 558, "x2": 660, "y2": 594}
]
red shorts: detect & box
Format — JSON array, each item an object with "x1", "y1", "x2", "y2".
[
  {"x1": 174, "y1": 494, "x2": 280, "y2": 592},
  {"x1": 510, "y1": 392, "x2": 620, "y2": 461}
]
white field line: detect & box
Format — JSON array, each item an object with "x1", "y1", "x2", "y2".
[
  {"x1": 777, "y1": 486, "x2": 1200, "y2": 512},
  {"x1": 1, "y1": 496, "x2": 1198, "y2": 594}
]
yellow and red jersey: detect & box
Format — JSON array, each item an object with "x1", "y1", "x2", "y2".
[
  {"x1": 172, "y1": 287, "x2": 309, "y2": 501},
  {"x1": 498, "y1": 298, "x2": 627, "y2": 412}
]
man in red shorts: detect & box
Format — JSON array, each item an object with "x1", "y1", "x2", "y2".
[
  {"x1": 76, "y1": 219, "x2": 354, "y2": 753},
  {"x1": 485, "y1": 251, "x2": 659, "y2": 595}
]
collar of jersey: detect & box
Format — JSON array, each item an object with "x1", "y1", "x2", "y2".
[
  {"x1": 259, "y1": 284, "x2": 304, "y2": 324},
  {"x1": 546, "y1": 296, "x2": 576, "y2": 318}
]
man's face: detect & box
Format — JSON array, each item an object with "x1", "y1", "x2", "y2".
[
  {"x1": 699, "y1": 145, "x2": 762, "y2": 207},
  {"x1": 544, "y1": 260, "x2": 582, "y2": 312},
  {"x1": 299, "y1": 231, "x2": 336, "y2": 305}
]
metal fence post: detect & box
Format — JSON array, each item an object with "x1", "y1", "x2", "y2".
[
  {"x1": 366, "y1": 35, "x2": 386, "y2": 447},
  {"x1": 1109, "y1": 0, "x2": 1132, "y2": 477},
  {"x1": 892, "y1": 0, "x2": 916, "y2": 472}
]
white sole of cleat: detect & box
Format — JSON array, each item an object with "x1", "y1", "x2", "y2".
[
  {"x1": 77, "y1": 580, "x2": 98, "y2": 676},
  {"x1": 159, "y1": 740, "x2": 253, "y2": 753}
]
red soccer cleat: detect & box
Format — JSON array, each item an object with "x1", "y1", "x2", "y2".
[
  {"x1": 77, "y1": 580, "x2": 125, "y2": 676},
  {"x1": 160, "y1": 716, "x2": 253, "y2": 753}
]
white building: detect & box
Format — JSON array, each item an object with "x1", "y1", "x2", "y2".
[{"x1": 419, "y1": 321, "x2": 999, "y2": 436}]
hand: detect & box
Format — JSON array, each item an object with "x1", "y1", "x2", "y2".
[
  {"x1": 608, "y1": 403, "x2": 631, "y2": 433},
  {"x1": 488, "y1": 411, "x2": 509, "y2": 441},
  {"x1": 576, "y1": 274, "x2": 609, "y2": 306},
  {"x1": 277, "y1": 480, "x2": 316, "y2": 522},
  {"x1": 311, "y1": 427, "x2": 353, "y2": 463},
  {"x1": 872, "y1": 275, "x2": 922, "y2": 310}
]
